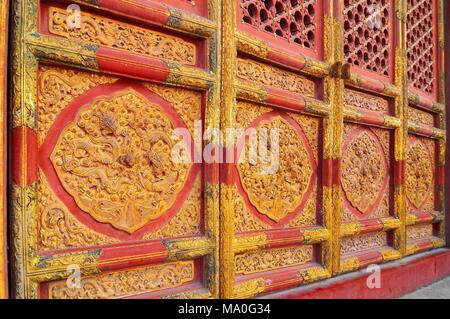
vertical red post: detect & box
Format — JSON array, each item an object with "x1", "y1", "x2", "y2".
[{"x1": 445, "y1": 0, "x2": 450, "y2": 248}]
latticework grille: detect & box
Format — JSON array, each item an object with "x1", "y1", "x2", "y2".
[
  {"x1": 343, "y1": 0, "x2": 391, "y2": 76},
  {"x1": 240, "y1": 0, "x2": 317, "y2": 49}
]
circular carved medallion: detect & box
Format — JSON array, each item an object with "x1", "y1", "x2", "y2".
[
  {"x1": 406, "y1": 141, "x2": 433, "y2": 209},
  {"x1": 341, "y1": 129, "x2": 387, "y2": 215},
  {"x1": 237, "y1": 116, "x2": 314, "y2": 223},
  {"x1": 51, "y1": 89, "x2": 191, "y2": 233}
]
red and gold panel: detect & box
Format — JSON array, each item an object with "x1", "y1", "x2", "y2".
[
  {"x1": 36, "y1": 65, "x2": 203, "y2": 251},
  {"x1": 339, "y1": 86, "x2": 401, "y2": 273},
  {"x1": 10, "y1": 0, "x2": 220, "y2": 299},
  {"x1": 40, "y1": 259, "x2": 202, "y2": 299},
  {"x1": 405, "y1": 134, "x2": 444, "y2": 254},
  {"x1": 341, "y1": 123, "x2": 392, "y2": 223},
  {"x1": 234, "y1": 101, "x2": 321, "y2": 232}
]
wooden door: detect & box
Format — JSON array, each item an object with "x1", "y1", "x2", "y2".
[
  {"x1": 8, "y1": 0, "x2": 447, "y2": 299},
  {"x1": 10, "y1": 0, "x2": 221, "y2": 299},
  {"x1": 220, "y1": 0, "x2": 334, "y2": 298}
]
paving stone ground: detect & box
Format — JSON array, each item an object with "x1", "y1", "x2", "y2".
[{"x1": 401, "y1": 277, "x2": 450, "y2": 299}]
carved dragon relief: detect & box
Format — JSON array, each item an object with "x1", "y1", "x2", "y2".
[
  {"x1": 50, "y1": 89, "x2": 191, "y2": 233},
  {"x1": 341, "y1": 128, "x2": 387, "y2": 215}
]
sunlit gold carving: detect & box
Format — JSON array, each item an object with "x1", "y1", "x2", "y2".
[
  {"x1": 406, "y1": 141, "x2": 433, "y2": 209},
  {"x1": 38, "y1": 65, "x2": 117, "y2": 145},
  {"x1": 341, "y1": 130, "x2": 386, "y2": 214},
  {"x1": 48, "y1": 261, "x2": 194, "y2": 299},
  {"x1": 237, "y1": 58, "x2": 315, "y2": 97},
  {"x1": 39, "y1": 171, "x2": 117, "y2": 250},
  {"x1": 235, "y1": 246, "x2": 313, "y2": 275},
  {"x1": 143, "y1": 175, "x2": 201, "y2": 240},
  {"x1": 344, "y1": 88, "x2": 389, "y2": 113},
  {"x1": 340, "y1": 232, "x2": 387, "y2": 255},
  {"x1": 407, "y1": 224, "x2": 433, "y2": 241},
  {"x1": 408, "y1": 106, "x2": 435, "y2": 127},
  {"x1": 144, "y1": 83, "x2": 202, "y2": 136},
  {"x1": 51, "y1": 89, "x2": 191, "y2": 233},
  {"x1": 237, "y1": 117, "x2": 313, "y2": 222},
  {"x1": 48, "y1": 7, "x2": 196, "y2": 65},
  {"x1": 236, "y1": 101, "x2": 273, "y2": 130}
]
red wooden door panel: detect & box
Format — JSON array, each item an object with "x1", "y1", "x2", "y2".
[{"x1": 10, "y1": 0, "x2": 220, "y2": 299}]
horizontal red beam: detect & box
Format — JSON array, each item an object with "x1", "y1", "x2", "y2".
[{"x1": 98, "y1": 241, "x2": 168, "y2": 272}]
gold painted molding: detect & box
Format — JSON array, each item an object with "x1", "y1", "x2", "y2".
[{"x1": 0, "y1": 0, "x2": 8, "y2": 299}]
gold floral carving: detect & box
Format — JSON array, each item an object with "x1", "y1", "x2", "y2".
[
  {"x1": 344, "y1": 89, "x2": 389, "y2": 113},
  {"x1": 51, "y1": 89, "x2": 191, "y2": 233},
  {"x1": 236, "y1": 101, "x2": 273, "y2": 130},
  {"x1": 39, "y1": 171, "x2": 117, "y2": 251},
  {"x1": 237, "y1": 58, "x2": 315, "y2": 97},
  {"x1": 341, "y1": 129, "x2": 386, "y2": 214},
  {"x1": 48, "y1": 261, "x2": 194, "y2": 299},
  {"x1": 143, "y1": 175, "x2": 202, "y2": 240},
  {"x1": 237, "y1": 117, "x2": 313, "y2": 222},
  {"x1": 406, "y1": 140, "x2": 433, "y2": 209},
  {"x1": 407, "y1": 224, "x2": 433, "y2": 241},
  {"x1": 340, "y1": 232, "x2": 387, "y2": 255},
  {"x1": 48, "y1": 7, "x2": 196, "y2": 65},
  {"x1": 234, "y1": 187, "x2": 269, "y2": 233},
  {"x1": 408, "y1": 106, "x2": 435, "y2": 127},
  {"x1": 38, "y1": 65, "x2": 117, "y2": 145},
  {"x1": 144, "y1": 83, "x2": 202, "y2": 136},
  {"x1": 235, "y1": 246, "x2": 313, "y2": 275}
]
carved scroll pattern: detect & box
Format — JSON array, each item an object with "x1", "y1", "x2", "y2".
[
  {"x1": 48, "y1": 261, "x2": 194, "y2": 299},
  {"x1": 237, "y1": 116, "x2": 313, "y2": 222},
  {"x1": 344, "y1": 89, "x2": 389, "y2": 113},
  {"x1": 38, "y1": 65, "x2": 118, "y2": 145},
  {"x1": 48, "y1": 7, "x2": 196, "y2": 66},
  {"x1": 143, "y1": 175, "x2": 202, "y2": 240},
  {"x1": 340, "y1": 232, "x2": 387, "y2": 255},
  {"x1": 408, "y1": 106, "x2": 435, "y2": 127},
  {"x1": 406, "y1": 138, "x2": 434, "y2": 211},
  {"x1": 235, "y1": 246, "x2": 314, "y2": 275},
  {"x1": 341, "y1": 126, "x2": 387, "y2": 216},
  {"x1": 237, "y1": 58, "x2": 315, "y2": 97},
  {"x1": 407, "y1": 224, "x2": 433, "y2": 241},
  {"x1": 143, "y1": 83, "x2": 202, "y2": 137},
  {"x1": 38, "y1": 170, "x2": 117, "y2": 251},
  {"x1": 51, "y1": 89, "x2": 191, "y2": 233}
]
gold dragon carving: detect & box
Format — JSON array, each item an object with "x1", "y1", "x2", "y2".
[
  {"x1": 38, "y1": 65, "x2": 118, "y2": 145},
  {"x1": 341, "y1": 129, "x2": 386, "y2": 215},
  {"x1": 48, "y1": 261, "x2": 194, "y2": 299},
  {"x1": 236, "y1": 58, "x2": 315, "y2": 97},
  {"x1": 48, "y1": 7, "x2": 196, "y2": 66},
  {"x1": 237, "y1": 116, "x2": 313, "y2": 222},
  {"x1": 235, "y1": 246, "x2": 314, "y2": 275},
  {"x1": 51, "y1": 89, "x2": 191, "y2": 233},
  {"x1": 405, "y1": 140, "x2": 434, "y2": 209}
]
